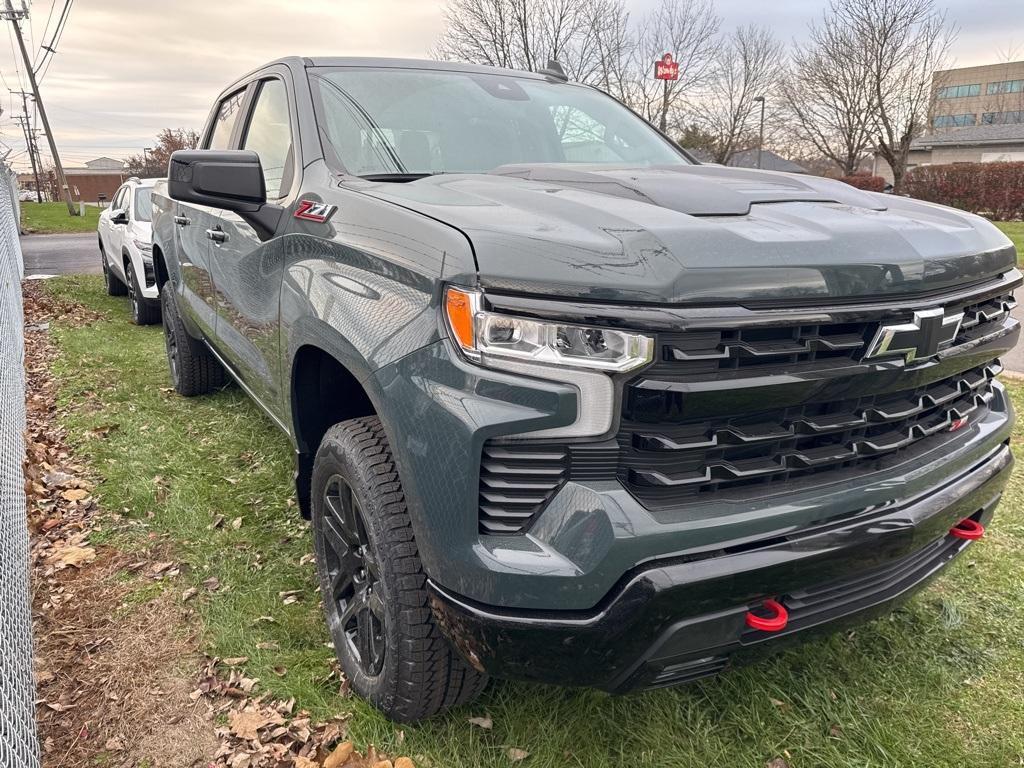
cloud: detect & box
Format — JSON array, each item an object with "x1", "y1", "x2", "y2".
[{"x1": 4, "y1": 0, "x2": 1020, "y2": 171}]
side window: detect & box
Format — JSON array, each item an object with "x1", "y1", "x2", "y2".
[
  {"x1": 111, "y1": 186, "x2": 127, "y2": 211},
  {"x1": 207, "y1": 89, "x2": 246, "y2": 150},
  {"x1": 241, "y1": 79, "x2": 293, "y2": 198}
]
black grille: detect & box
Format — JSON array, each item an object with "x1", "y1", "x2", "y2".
[
  {"x1": 478, "y1": 283, "x2": 1016, "y2": 533},
  {"x1": 478, "y1": 443, "x2": 568, "y2": 534},
  {"x1": 621, "y1": 363, "x2": 1000, "y2": 507},
  {"x1": 657, "y1": 293, "x2": 1015, "y2": 377}
]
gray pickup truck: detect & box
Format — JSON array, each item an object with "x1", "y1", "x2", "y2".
[{"x1": 151, "y1": 56, "x2": 1019, "y2": 721}]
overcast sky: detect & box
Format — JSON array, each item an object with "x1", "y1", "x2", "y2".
[{"x1": 2, "y1": 0, "x2": 1021, "y2": 172}]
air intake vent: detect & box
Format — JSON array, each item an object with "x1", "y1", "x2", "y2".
[{"x1": 478, "y1": 443, "x2": 569, "y2": 534}]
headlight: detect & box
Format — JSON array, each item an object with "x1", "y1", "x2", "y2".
[
  {"x1": 444, "y1": 287, "x2": 653, "y2": 373},
  {"x1": 133, "y1": 238, "x2": 152, "y2": 254}
]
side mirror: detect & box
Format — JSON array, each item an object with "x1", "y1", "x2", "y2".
[
  {"x1": 167, "y1": 149, "x2": 283, "y2": 240},
  {"x1": 111, "y1": 210, "x2": 129, "y2": 225}
]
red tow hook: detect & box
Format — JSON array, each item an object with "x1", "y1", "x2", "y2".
[
  {"x1": 950, "y1": 518, "x2": 985, "y2": 541},
  {"x1": 745, "y1": 598, "x2": 789, "y2": 632}
]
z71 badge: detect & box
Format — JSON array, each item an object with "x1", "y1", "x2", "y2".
[{"x1": 294, "y1": 200, "x2": 337, "y2": 223}]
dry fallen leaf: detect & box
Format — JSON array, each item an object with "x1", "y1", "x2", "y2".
[
  {"x1": 506, "y1": 748, "x2": 529, "y2": 762},
  {"x1": 372, "y1": 762, "x2": 394, "y2": 768},
  {"x1": 182, "y1": 587, "x2": 199, "y2": 602},
  {"x1": 228, "y1": 707, "x2": 281, "y2": 741},
  {"x1": 765, "y1": 759, "x2": 791, "y2": 768},
  {"x1": 468, "y1": 716, "x2": 493, "y2": 730},
  {"x1": 394, "y1": 758, "x2": 415, "y2": 768},
  {"x1": 50, "y1": 545, "x2": 96, "y2": 568},
  {"x1": 324, "y1": 741, "x2": 354, "y2": 768},
  {"x1": 222, "y1": 656, "x2": 249, "y2": 667},
  {"x1": 294, "y1": 758, "x2": 319, "y2": 768},
  {"x1": 60, "y1": 488, "x2": 89, "y2": 502},
  {"x1": 104, "y1": 737, "x2": 125, "y2": 752}
]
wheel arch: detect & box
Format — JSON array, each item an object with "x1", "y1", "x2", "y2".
[
  {"x1": 151, "y1": 242, "x2": 170, "y2": 290},
  {"x1": 290, "y1": 344, "x2": 377, "y2": 517}
]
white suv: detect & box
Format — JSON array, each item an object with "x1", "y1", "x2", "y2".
[{"x1": 97, "y1": 177, "x2": 161, "y2": 325}]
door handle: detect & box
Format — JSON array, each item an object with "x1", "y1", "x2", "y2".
[
  {"x1": 173, "y1": 215, "x2": 191, "y2": 226},
  {"x1": 205, "y1": 228, "x2": 228, "y2": 244}
]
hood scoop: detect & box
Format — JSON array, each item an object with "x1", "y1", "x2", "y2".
[{"x1": 490, "y1": 163, "x2": 888, "y2": 217}]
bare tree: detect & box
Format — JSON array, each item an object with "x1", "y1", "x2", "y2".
[
  {"x1": 695, "y1": 25, "x2": 785, "y2": 164},
  {"x1": 625, "y1": 0, "x2": 720, "y2": 132},
  {"x1": 782, "y1": 13, "x2": 876, "y2": 176},
  {"x1": 432, "y1": 0, "x2": 718, "y2": 136},
  {"x1": 837, "y1": 0, "x2": 954, "y2": 192},
  {"x1": 432, "y1": 0, "x2": 633, "y2": 82}
]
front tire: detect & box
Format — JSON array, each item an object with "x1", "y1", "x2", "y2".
[
  {"x1": 311, "y1": 416, "x2": 487, "y2": 722},
  {"x1": 160, "y1": 283, "x2": 227, "y2": 396},
  {"x1": 101, "y1": 243, "x2": 128, "y2": 296},
  {"x1": 127, "y1": 260, "x2": 161, "y2": 326}
]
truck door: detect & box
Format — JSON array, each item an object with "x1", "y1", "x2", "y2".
[
  {"x1": 176, "y1": 88, "x2": 249, "y2": 341},
  {"x1": 210, "y1": 74, "x2": 295, "y2": 419}
]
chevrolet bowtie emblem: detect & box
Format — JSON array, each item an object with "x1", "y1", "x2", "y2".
[{"x1": 864, "y1": 308, "x2": 963, "y2": 363}]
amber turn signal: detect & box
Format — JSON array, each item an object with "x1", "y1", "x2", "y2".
[{"x1": 445, "y1": 287, "x2": 476, "y2": 351}]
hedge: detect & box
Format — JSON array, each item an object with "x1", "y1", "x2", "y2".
[
  {"x1": 903, "y1": 162, "x2": 1024, "y2": 221},
  {"x1": 839, "y1": 172, "x2": 887, "y2": 192}
]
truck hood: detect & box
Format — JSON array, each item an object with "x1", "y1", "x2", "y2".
[{"x1": 358, "y1": 163, "x2": 1016, "y2": 304}]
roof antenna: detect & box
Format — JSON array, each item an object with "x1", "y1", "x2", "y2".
[{"x1": 538, "y1": 59, "x2": 568, "y2": 82}]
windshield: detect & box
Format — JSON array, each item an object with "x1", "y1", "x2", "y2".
[
  {"x1": 133, "y1": 187, "x2": 153, "y2": 222},
  {"x1": 311, "y1": 67, "x2": 688, "y2": 176}
]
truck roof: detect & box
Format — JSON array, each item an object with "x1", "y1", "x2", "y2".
[{"x1": 230, "y1": 55, "x2": 556, "y2": 88}]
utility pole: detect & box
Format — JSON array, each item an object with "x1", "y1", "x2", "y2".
[
  {"x1": 13, "y1": 90, "x2": 42, "y2": 202},
  {"x1": 1, "y1": 0, "x2": 76, "y2": 215},
  {"x1": 13, "y1": 115, "x2": 41, "y2": 202}
]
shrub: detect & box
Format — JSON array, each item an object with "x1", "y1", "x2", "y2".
[
  {"x1": 903, "y1": 162, "x2": 1024, "y2": 221},
  {"x1": 839, "y1": 172, "x2": 887, "y2": 192}
]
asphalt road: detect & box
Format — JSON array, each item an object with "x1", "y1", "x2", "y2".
[
  {"x1": 16, "y1": 231, "x2": 1024, "y2": 374},
  {"x1": 20, "y1": 233, "x2": 100, "y2": 276}
]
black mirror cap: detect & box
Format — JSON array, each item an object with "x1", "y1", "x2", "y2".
[
  {"x1": 112, "y1": 210, "x2": 129, "y2": 224},
  {"x1": 167, "y1": 149, "x2": 267, "y2": 213}
]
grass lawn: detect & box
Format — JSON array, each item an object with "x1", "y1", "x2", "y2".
[
  {"x1": 20, "y1": 200, "x2": 100, "y2": 234},
  {"x1": 995, "y1": 221, "x2": 1024, "y2": 256},
  {"x1": 41, "y1": 275, "x2": 1024, "y2": 767}
]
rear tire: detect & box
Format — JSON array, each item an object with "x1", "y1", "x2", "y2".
[
  {"x1": 127, "y1": 260, "x2": 161, "y2": 326},
  {"x1": 160, "y1": 282, "x2": 227, "y2": 396},
  {"x1": 101, "y1": 243, "x2": 127, "y2": 296},
  {"x1": 311, "y1": 416, "x2": 488, "y2": 722}
]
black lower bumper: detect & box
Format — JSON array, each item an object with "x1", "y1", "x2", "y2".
[{"x1": 428, "y1": 443, "x2": 1012, "y2": 693}]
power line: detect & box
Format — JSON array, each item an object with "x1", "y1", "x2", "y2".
[
  {"x1": 32, "y1": 0, "x2": 54, "y2": 69},
  {"x1": 1, "y1": 0, "x2": 75, "y2": 214},
  {"x1": 34, "y1": 0, "x2": 68, "y2": 83}
]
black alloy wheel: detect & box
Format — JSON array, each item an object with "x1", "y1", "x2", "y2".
[{"x1": 318, "y1": 474, "x2": 386, "y2": 676}]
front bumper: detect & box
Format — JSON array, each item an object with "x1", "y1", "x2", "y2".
[{"x1": 428, "y1": 442, "x2": 1011, "y2": 691}]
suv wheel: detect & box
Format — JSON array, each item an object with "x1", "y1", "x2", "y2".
[
  {"x1": 101, "y1": 244, "x2": 128, "y2": 296},
  {"x1": 160, "y1": 283, "x2": 227, "y2": 396},
  {"x1": 311, "y1": 416, "x2": 487, "y2": 721},
  {"x1": 127, "y1": 260, "x2": 161, "y2": 325}
]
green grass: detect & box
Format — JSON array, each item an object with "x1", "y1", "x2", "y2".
[
  {"x1": 42, "y1": 276, "x2": 1024, "y2": 767},
  {"x1": 21, "y1": 201, "x2": 100, "y2": 233},
  {"x1": 995, "y1": 221, "x2": 1024, "y2": 256}
]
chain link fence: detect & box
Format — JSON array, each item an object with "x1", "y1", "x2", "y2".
[{"x1": 0, "y1": 161, "x2": 40, "y2": 768}]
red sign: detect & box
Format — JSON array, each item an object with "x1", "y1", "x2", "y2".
[{"x1": 654, "y1": 53, "x2": 679, "y2": 81}]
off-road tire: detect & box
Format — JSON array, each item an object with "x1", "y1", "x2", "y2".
[
  {"x1": 160, "y1": 282, "x2": 227, "y2": 396},
  {"x1": 311, "y1": 416, "x2": 488, "y2": 721},
  {"x1": 101, "y1": 243, "x2": 128, "y2": 296},
  {"x1": 127, "y1": 260, "x2": 161, "y2": 325}
]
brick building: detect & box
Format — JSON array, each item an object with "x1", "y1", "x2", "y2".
[{"x1": 46, "y1": 157, "x2": 128, "y2": 204}]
